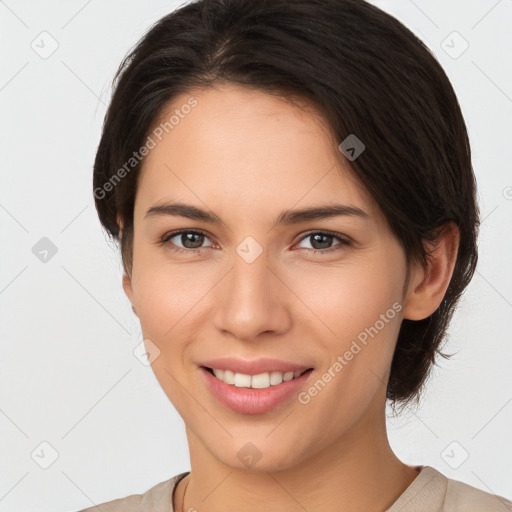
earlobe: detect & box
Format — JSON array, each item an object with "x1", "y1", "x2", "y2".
[
  {"x1": 402, "y1": 222, "x2": 460, "y2": 321},
  {"x1": 122, "y1": 273, "x2": 136, "y2": 315},
  {"x1": 119, "y1": 216, "x2": 137, "y2": 316}
]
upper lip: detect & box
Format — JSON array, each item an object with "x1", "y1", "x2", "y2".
[{"x1": 200, "y1": 357, "x2": 313, "y2": 376}]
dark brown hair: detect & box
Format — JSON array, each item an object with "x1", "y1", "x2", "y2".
[{"x1": 92, "y1": 0, "x2": 479, "y2": 410}]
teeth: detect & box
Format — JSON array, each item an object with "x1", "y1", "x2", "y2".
[{"x1": 211, "y1": 368, "x2": 307, "y2": 389}]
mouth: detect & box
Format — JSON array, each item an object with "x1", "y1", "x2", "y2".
[
  {"x1": 201, "y1": 366, "x2": 313, "y2": 389},
  {"x1": 200, "y1": 365, "x2": 315, "y2": 415}
]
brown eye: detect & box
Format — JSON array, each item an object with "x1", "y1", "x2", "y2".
[
  {"x1": 177, "y1": 232, "x2": 205, "y2": 249},
  {"x1": 295, "y1": 231, "x2": 350, "y2": 254},
  {"x1": 160, "y1": 230, "x2": 214, "y2": 253}
]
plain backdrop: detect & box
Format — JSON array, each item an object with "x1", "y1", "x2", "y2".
[{"x1": 1, "y1": 1, "x2": 511, "y2": 510}]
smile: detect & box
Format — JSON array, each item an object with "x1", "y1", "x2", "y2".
[
  {"x1": 205, "y1": 367, "x2": 310, "y2": 389},
  {"x1": 200, "y1": 366, "x2": 314, "y2": 415}
]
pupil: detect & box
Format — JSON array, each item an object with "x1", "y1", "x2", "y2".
[
  {"x1": 183, "y1": 232, "x2": 204, "y2": 249},
  {"x1": 311, "y1": 234, "x2": 332, "y2": 249}
]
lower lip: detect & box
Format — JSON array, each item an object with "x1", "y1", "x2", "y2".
[{"x1": 200, "y1": 366, "x2": 314, "y2": 415}]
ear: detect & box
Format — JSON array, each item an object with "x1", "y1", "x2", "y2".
[
  {"x1": 402, "y1": 222, "x2": 460, "y2": 321},
  {"x1": 122, "y1": 272, "x2": 138, "y2": 317},
  {"x1": 122, "y1": 272, "x2": 134, "y2": 302},
  {"x1": 117, "y1": 216, "x2": 137, "y2": 315}
]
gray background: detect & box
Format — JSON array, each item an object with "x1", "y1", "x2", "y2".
[{"x1": 1, "y1": 0, "x2": 511, "y2": 510}]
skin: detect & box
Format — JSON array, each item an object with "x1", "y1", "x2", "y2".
[{"x1": 121, "y1": 84, "x2": 459, "y2": 512}]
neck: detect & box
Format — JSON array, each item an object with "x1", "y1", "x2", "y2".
[{"x1": 176, "y1": 403, "x2": 420, "y2": 512}]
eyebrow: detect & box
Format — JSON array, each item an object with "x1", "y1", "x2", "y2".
[{"x1": 145, "y1": 202, "x2": 369, "y2": 226}]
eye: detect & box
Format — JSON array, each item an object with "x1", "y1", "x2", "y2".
[
  {"x1": 159, "y1": 229, "x2": 214, "y2": 254},
  {"x1": 159, "y1": 229, "x2": 351, "y2": 256},
  {"x1": 294, "y1": 231, "x2": 350, "y2": 255}
]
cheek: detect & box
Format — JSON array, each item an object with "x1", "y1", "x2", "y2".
[
  {"x1": 287, "y1": 257, "x2": 404, "y2": 410},
  {"x1": 132, "y1": 257, "x2": 219, "y2": 342},
  {"x1": 131, "y1": 263, "x2": 214, "y2": 414},
  {"x1": 294, "y1": 272, "x2": 402, "y2": 437},
  {"x1": 288, "y1": 259, "x2": 404, "y2": 343}
]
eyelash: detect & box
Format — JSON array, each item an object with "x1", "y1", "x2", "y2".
[{"x1": 158, "y1": 229, "x2": 351, "y2": 256}]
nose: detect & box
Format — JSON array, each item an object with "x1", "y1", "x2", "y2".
[{"x1": 213, "y1": 249, "x2": 292, "y2": 342}]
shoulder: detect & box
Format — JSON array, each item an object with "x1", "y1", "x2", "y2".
[
  {"x1": 387, "y1": 466, "x2": 511, "y2": 512},
  {"x1": 75, "y1": 472, "x2": 189, "y2": 512},
  {"x1": 443, "y1": 474, "x2": 512, "y2": 512}
]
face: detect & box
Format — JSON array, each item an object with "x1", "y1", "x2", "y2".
[{"x1": 123, "y1": 84, "x2": 414, "y2": 472}]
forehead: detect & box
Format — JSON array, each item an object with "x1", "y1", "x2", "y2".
[{"x1": 136, "y1": 84, "x2": 378, "y2": 220}]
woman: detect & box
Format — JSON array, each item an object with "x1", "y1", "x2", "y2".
[{"x1": 82, "y1": 0, "x2": 511, "y2": 510}]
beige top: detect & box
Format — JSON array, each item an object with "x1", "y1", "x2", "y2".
[{"x1": 76, "y1": 465, "x2": 512, "y2": 512}]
